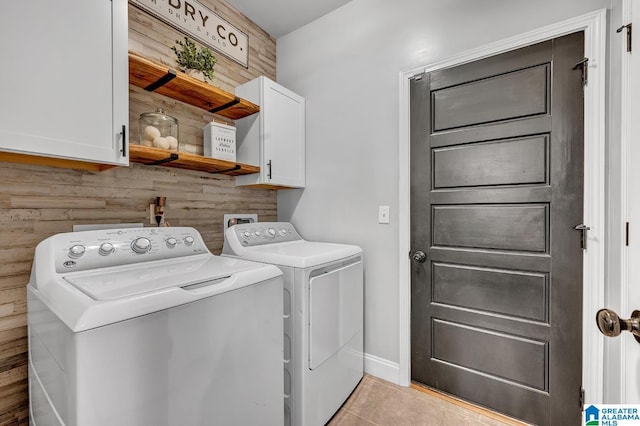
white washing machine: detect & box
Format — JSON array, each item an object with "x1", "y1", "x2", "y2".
[
  {"x1": 28, "y1": 227, "x2": 284, "y2": 426},
  {"x1": 222, "y1": 222, "x2": 363, "y2": 426}
]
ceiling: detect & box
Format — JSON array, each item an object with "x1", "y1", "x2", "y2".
[{"x1": 225, "y1": 0, "x2": 352, "y2": 38}]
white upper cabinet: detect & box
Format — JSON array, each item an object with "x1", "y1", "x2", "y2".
[
  {"x1": 0, "y1": 0, "x2": 129, "y2": 166},
  {"x1": 235, "y1": 77, "x2": 305, "y2": 188}
]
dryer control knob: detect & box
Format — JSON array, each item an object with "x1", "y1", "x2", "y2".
[
  {"x1": 184, "y1": 236, "x2": 195, "y2": 246},
  {"x1": 131, "y1": 237, "x2": 151, "y2": 254},
  {"x1": 267, "y1": 228, "x2": 276, "y2": 237},
  {"x1": 68, "y1": 244, "x2": 86, "y2": 258},
  {"x1": 279, "y1": 229, "x2": 288, "y2": 236},
  {"x1": 98, "y1": 242, "x2": 115, "y2": 256},
  {"x1": 166, "y1": 237, "x2": 177, "y2": 248},
  {"x1": 253, "y1": 231, "x2": 261, "y2": 238},
  {"x1": 241, "y1": 231, "x2": 251, "y2": 239}
]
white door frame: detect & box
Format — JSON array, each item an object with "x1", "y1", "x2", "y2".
[
  {"x1": 620, "y1": 0, "x2": 639, "y2": 403},
  {"x1": 398, "y1": 9, "x2": 607, "y2": 403}
]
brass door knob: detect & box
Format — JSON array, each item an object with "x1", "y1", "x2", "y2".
[{"x1": 596, "y1": 308, "x2": 640, "y2": 344}]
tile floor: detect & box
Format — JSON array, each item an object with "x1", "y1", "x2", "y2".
[{"x1": 327, "y1": 375, "x2": 528, "y2": 426}]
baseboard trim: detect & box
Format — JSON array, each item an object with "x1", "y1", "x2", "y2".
[{"x1": 364, "y1": 353, "x2": 401, "y2": 385}]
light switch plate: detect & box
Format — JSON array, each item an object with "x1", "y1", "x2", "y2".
[{"x1": 379, "y1": 205, "x2": 390, "y2": 224}]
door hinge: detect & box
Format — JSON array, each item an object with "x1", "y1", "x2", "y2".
[
  {"x1": 580, "y1": 386, "x2": 585, "y2": 411},
  {"x1": 617, "y1": 23, "x2": 632, "y2": 53},
  {"x1": 573, "y1": 58, "x2": 589, "y2": 87},
  {"x1": 626, "y1": 222, "x2": 630, "y2": 246}
]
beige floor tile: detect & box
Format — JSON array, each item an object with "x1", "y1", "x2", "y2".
[
  {"x1": 477, "y1": 418, "x2": 519, "y2": 426},
  {"x1": 327, "y1": 409, "x2": 376, "y2": 426},
  {"x1": 343, "y1": 375, "x2": 388, "y2": 417},
  {"x1": 334, "y1": 375, "x2": 527, "y2": 426},
  {"x1": 368, "y1": 387, "x2": 450, "y2": 425}
]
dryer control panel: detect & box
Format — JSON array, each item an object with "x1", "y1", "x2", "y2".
[
  {"x1": 51, "y1": 227, "x2": 208, "y2": 273},
  {"x1": 224, "y1": 222, "x2": 302, "y2": 249}
]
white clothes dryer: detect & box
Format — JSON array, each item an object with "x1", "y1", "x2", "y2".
[
  {"x1": 223, "y1": 222, "x2": 363, "y2": 426},
  {"x1": 28, "y1": 227, "x2": 284, "y2": 426}
]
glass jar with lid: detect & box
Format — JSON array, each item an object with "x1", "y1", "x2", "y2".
[{"x1": 139, "y1": 108, "x2": 179, "y2": 151}]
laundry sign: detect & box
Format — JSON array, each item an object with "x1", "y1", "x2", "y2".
[{"x1": 130, "y1": 0, "x2": 249, "y2": 67}]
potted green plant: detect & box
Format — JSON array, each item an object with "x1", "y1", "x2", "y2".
[{"x1": 171, "y1": 37, "x2": 216, "y2": 82}]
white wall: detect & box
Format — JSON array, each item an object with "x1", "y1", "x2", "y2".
[{"x1": 276, "y1": 0, "x2": 613, "y2": 374}]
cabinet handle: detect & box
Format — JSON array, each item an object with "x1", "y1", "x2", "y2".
[
  {"x1": 267, "y1": 160, "x2": 272, "y2": 179},
  {"x1": 121, "y1": 125, "x2": 127, "y2": 158}
]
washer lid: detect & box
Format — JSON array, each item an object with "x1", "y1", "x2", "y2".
[
  {"x1": 31, "y1": 254, "x2": 282, "y2": 332},
  {"x1": 234, "y1": 241, "x2": 362, "y2": 269},
  {"x1": 63, "y1": 255, "x2": 258, "y2": 301}
]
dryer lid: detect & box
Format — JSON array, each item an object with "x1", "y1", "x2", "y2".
[{"x1": 231, "y1": 241, "x2": 362, "y2": 269}]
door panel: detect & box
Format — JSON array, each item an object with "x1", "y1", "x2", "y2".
[
  {"x1": 432, "y1": 65, "x2": 549, "y2": 131},
  {"x1": 432, "y1": 319, "x2": 548, "y2": 390},
  {"x1": 411, "y1": 33, "x2": 584, "y2": 426},
  {"x1": 433, "y1": 136, "x2": 548, "y2": 188},
  {"x1": 432, "y1": 263, "x2": 548, "y2": 321},
  {"x1": 430, "y1": 39, "x2": 552, "y2": 90},
  {"x1": 432, "y1": 204, "x2": 548, "y2": 252}
]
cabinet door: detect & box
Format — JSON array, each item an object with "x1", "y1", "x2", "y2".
[
  {"x1": 0, "y1": 0, "x2": 128, "y2": 166},
  {"x1": 262, "y1": 80, "x2": 305, "y2": 187}
]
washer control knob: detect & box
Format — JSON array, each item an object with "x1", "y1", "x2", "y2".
[
  {"x1": 184, "y1": 236, "x2": 195, "y2": 246},
  {"x1": 253, "y1": 231, "x2": 261, "y2": 238},
  {"x1": 131, "y1": 237, "x2": 151, "y2": 254},
  {"x1": 241, "y1": 231, "x2": 251, "y2": 239},
  {"x1": 98, "y1": 242, "x2": 115, "y2": 256},
  {"x1": 68, "y1": 244, "x2": 86, "y2": 258},
  {"x1": 267, "y1": 228, "x2": 276, "y2": 237},
  {"x1": 279, "y1": 228, "x2": 288, "y2": 236},
  {"x1": 166, "y1": 237, "x2": 177, "y2": 248}
]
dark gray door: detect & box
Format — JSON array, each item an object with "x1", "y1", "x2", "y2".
[{"x1": 410, "y1": 32, "x2": 584, "y2": 426}]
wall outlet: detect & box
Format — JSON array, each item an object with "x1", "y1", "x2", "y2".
[
  {"x1": 223, "y1": 213, "x2": 258, "y2": 233},
  {"x1": 378, "y1": 205, "x2": 390, "y2": 224}
]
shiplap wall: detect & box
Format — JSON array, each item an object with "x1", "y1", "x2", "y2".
[{"x1": 0, "y1": 1, "x2": 276, "y2": 423}]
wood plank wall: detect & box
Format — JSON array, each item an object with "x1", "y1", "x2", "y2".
[
  {"x1": 129, "y1": 1, "x2": 276, "y2": 154},
  {"x1": 0, "y1": 1, "x2": 276, "y2": 423}
]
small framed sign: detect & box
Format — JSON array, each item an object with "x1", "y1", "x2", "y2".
[{"x1": 130, "y1": 0, "x2": 249, "y2": 68}]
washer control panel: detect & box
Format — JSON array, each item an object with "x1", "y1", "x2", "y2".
[
  {"x1": 53, "y1": 227, "x2": 208, "y2": 273},
  {"x1": 227, "y1": 222, "x2": 302, "y2": 247}
]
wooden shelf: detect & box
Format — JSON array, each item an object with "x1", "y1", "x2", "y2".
[
  {"x1": 129, "y1": 145, "x2": 259, "y2": 176},
  {"x1": 128, "y1": 53, "x2": 260, "y2": 120},
  {"x1": 128, "y1": 53, "x2": 261, "y2": 178}
]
